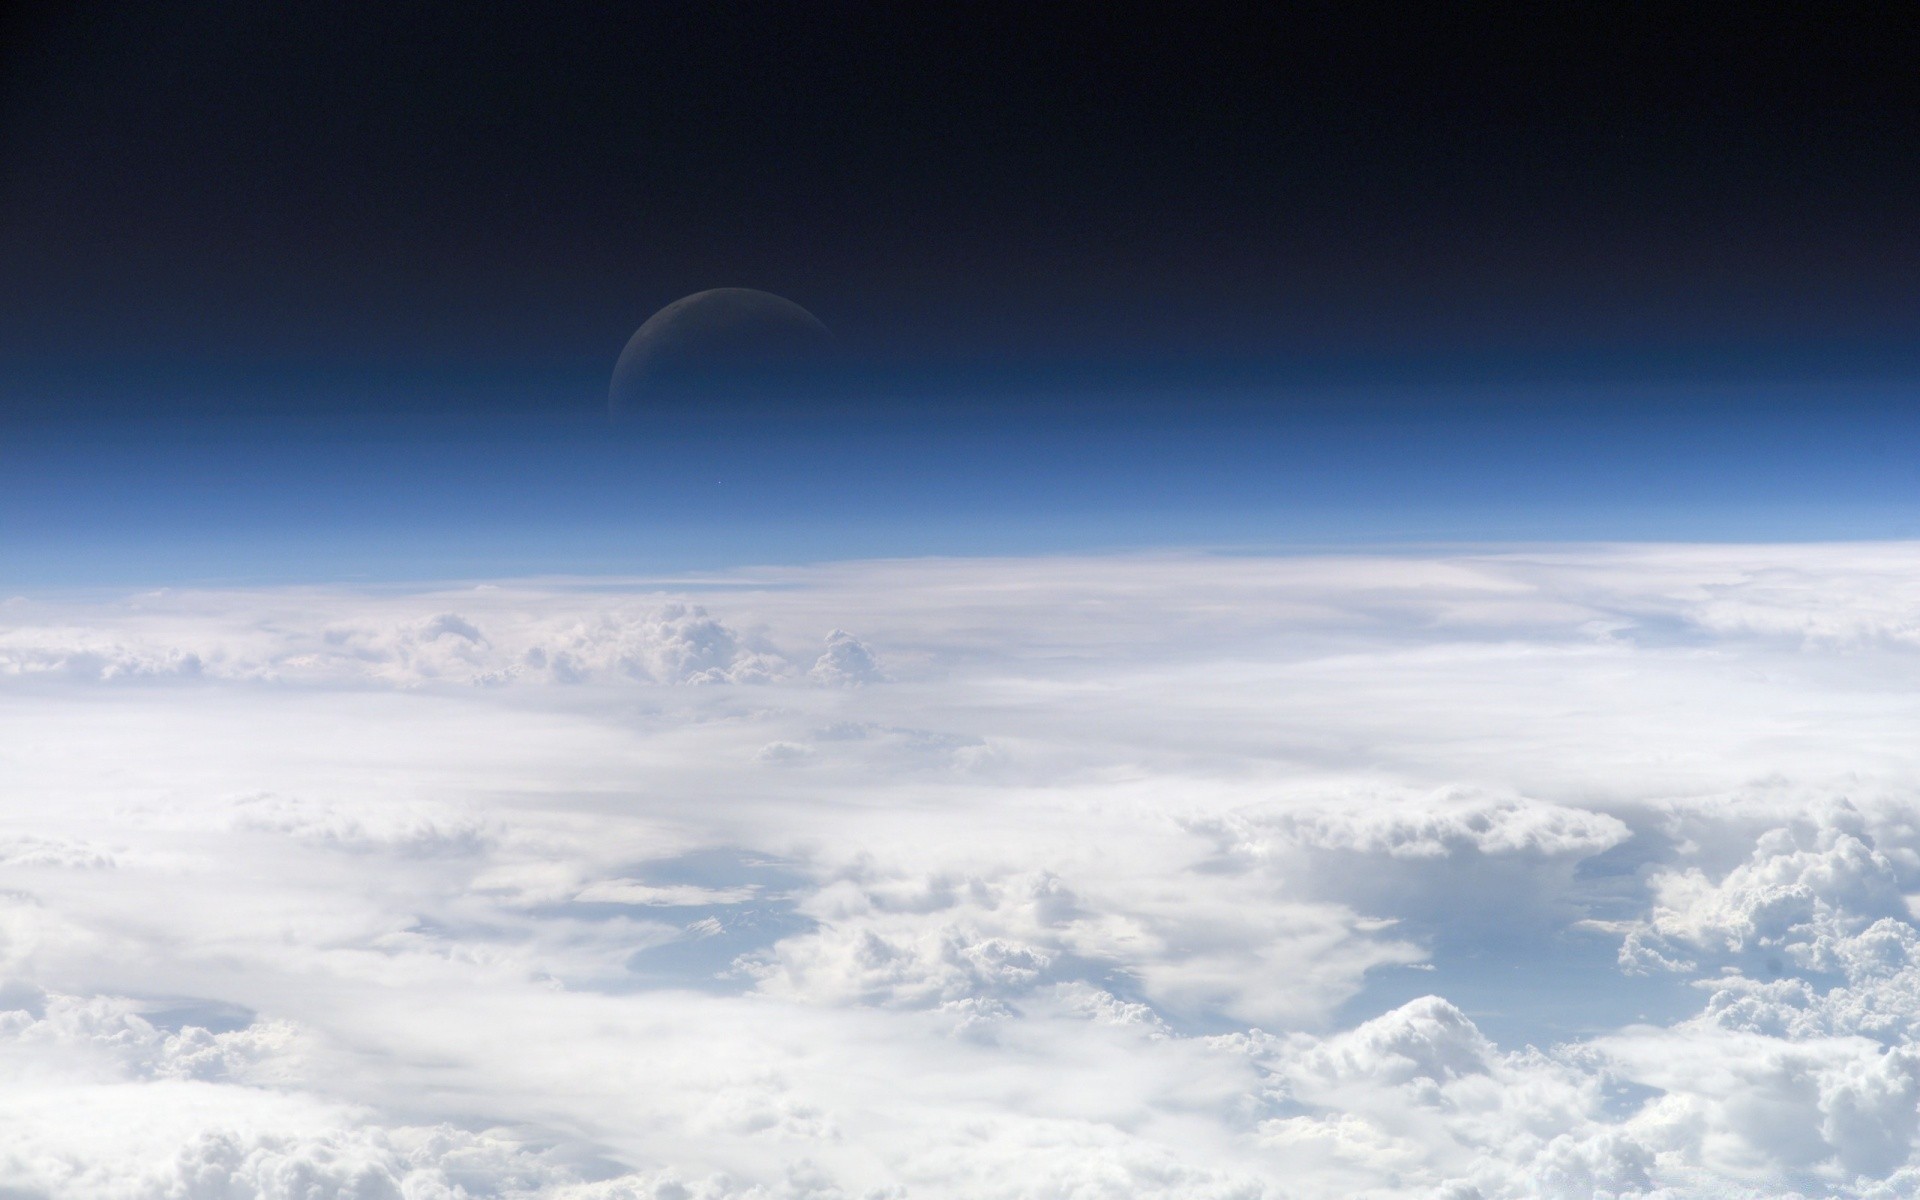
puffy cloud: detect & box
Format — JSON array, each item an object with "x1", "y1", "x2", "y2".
[
  {"x1": 0, "y1": 836, "x2": 117, "y2": 870},
  {"x1": 1218, "y1": 997, "x2": 1659, "y2": 1198},
  {"x1": 808, "y1": 631, "x2": 882, "y2": 687},
  {"x1": 515, "y1": 604, "x2": 788, "y2": 686},
  {"x1": 0, "y1": 1113, "x2": 598, "y2": 1200},
  {"x1": 1622, "y1": 813, "x2": 1911, "y2": 975},
  {"x1": 0, "y1": 597, "x2": 796, "y2": 688},
  {"x1": 1190, "y1": 786, "x2": 1631, "y2": 861},
  {"x1": 219, "y1": 792, "x2": 493, "y2": 858},
  {"x1": 6, "y1": 546, "x2": 1920, "y2": 1196},
  {"x1": 0, "y1": 629, "x2": 206, "y2": 680},
  {"x1": 0, "y1": 990, "x2": 300, "y2": 1086},
  {"x1": 740, "y1": 863, "x2": 1417, "y2": 1030}
]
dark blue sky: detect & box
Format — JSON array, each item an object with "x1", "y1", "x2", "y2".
[{"x1": 1, "y1": 4, "x2": 1916, "y2": 581}]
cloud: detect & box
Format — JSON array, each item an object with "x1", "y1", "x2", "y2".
[
  {"x1": 0, "y1": 630, "x2": 205, "y2": 681},
  {"x1": 0, "y1": 836, "x2": 117, "y2": 871},
  {"x1": 575, "y1": 882, "x2": 762, "y2": 907},
  {"x1": 1189, "y1": 786, "x2": 1632, "y2": 861},
  {"x1": 515, "y1": 604, "x2": 789, "y2": 686},
  {"x1": 808, "y1": 631, "x2": 882, "y2": 687},
  {"x1": 5, "y1": 546, "x2": 1920, "y2": 1195},
  {"x1": 0, "y1": 596, "x2": 807, "y2": 688},
  {"x1": 1622, "y1": 808, "x2": 1912, "y2": 974}
]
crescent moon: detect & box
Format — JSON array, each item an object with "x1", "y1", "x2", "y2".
[{"x1": 610, "y1": 288, "x2": 833, "y2": 419}]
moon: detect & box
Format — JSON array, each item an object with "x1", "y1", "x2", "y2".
[{"x1": 609, "y1": 288, "x2": 834, "y2": 418}]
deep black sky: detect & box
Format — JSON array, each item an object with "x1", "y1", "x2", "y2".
[{"x1": 2, "y1": 3, "x2": 1916, "y2": 417}]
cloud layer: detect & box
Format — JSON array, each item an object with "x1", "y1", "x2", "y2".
[{"x1": 5, "y1": 545, "x2": 1920, "y2": 1196}]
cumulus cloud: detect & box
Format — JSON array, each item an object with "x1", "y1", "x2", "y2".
[
  {"x1": 5, "y1": 546, "x2": 1920, "y2": 1196},
  {"x1": 1191, "y1": 786, "x2": 1632, "y2": 861},
  {"x1": 0, "y1": 596, "x2": 804, "y2": 688},
  {"x1": 808, "y1": 630, "x2": 882, "y2": 687},
  {"x1": 1622, "y1": 809, "x2": 1912, "y2": 974}
]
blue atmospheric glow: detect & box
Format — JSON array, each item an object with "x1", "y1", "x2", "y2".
[{"x1": 4, "y1": 375, "x2": 1917, "y2": 585}]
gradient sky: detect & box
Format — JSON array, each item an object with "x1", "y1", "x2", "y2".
[{"x1": 2, "y1": 4, "x2": 1916, "y2": 580}]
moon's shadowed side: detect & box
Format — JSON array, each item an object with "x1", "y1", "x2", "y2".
[{"x1": 610, "y1": 288, "x2": 835, "y2": 420}]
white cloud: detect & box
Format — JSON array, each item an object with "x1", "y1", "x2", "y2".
[
  {"x1": 1623, "y1": 810, "x2": 1912, "y2": 975},
  {"x1": 575, "y1": 882, "x2": 762, "y2": 907},
  {"x1": 5, "y1": 546, "x2": 1920, "y2": 1195},
  {"x1": 808, "y1": 631, "x2": 882, "y2": 687},
  {"x1": 1190, "y1": 785, "x2": 1632, "y2": 860},
  {"x1": 0, "y1": 596, "x2": 798, "y2": 688}
]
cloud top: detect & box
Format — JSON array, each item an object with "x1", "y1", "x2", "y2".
[{"x1": 4, "y1": 545, "x2": 1920, "y2": 1196}]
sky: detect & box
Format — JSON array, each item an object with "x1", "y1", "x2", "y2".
[
  {"x1": 7, "y1": 7, "x2": 1920, "y2": 1199},
  {"x1": 2, "y1": 5, "x2": 1912, "y2": 379},
  {"x1": 2, "y1": 5, "x2": 1918, "y2": 581}
]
